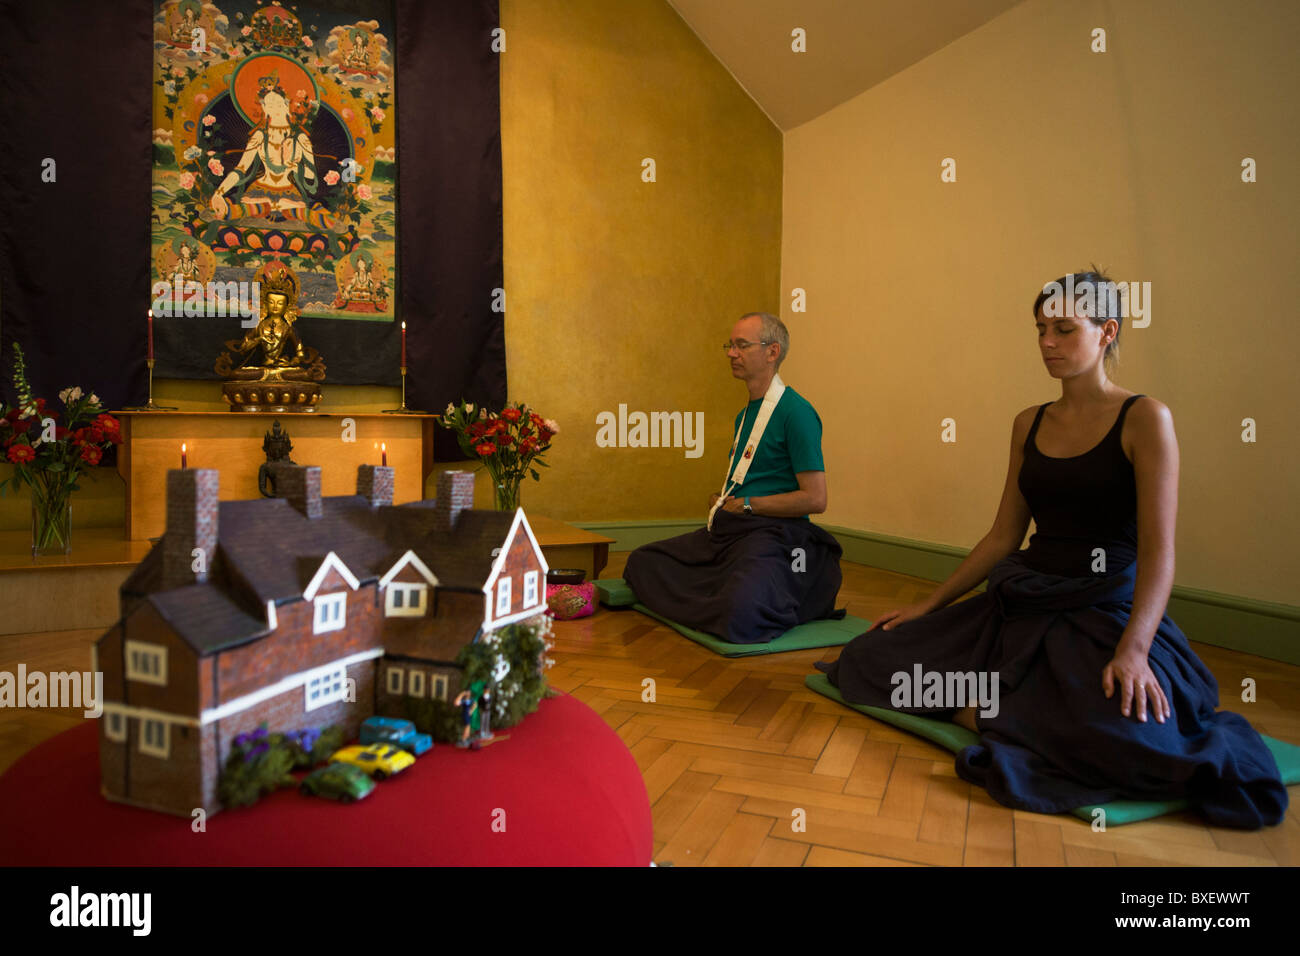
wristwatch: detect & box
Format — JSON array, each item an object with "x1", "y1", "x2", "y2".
[{"x1": 742, "y1": 497, "x2": 752, "y2": 515}]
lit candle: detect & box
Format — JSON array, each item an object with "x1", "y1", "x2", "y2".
[
  {"x1": 147, "y1": 309, "x2": 154, "y2": 361},
  {"x1": 400, "y1": 321, "x2": 407, "y2": 367},
  {"x1": 181, "y1": 443, "x2": 188, "y2": 469},
  {"x1": 381, "y1": 442, "x2": 387, "y2": 467}
]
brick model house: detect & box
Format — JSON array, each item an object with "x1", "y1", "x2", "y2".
[{"x1": 95, "y1": 464, "x2": 549, "y2": 817}]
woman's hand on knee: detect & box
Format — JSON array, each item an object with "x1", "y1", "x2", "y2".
[
  {"x1": 1102, "y1": 648, "x2": 1170, "y2": 723},
  {"x1": 871, "y1": 603, "x2": 931, "y2": 631}
]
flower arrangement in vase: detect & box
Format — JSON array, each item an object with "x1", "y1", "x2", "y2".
[
  {"x1": 438, "y1": 401, "x2": 558, "y2": 511},
  {"x1": 0, "y1": 344, "x2": 122, "y2": 556}
]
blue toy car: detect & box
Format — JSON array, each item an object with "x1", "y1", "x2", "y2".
[{"x1": 360, "y1": 716, "x2": 433, "y2": 756}]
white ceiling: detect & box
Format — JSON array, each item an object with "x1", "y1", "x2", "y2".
[{"x1": 667, "y1": 0, "x2": 1026, "y2": 130}]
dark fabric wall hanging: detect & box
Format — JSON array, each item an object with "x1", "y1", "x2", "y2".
[
  {"x1": 0, "y1": 0, "x2": 505, "y2": 466},
  {"x1": 396, "y1": 0, "x2": 505, "y2": 460},
  {"x1": 0, "y1": 0, "x2": 154, "y2": 413}
]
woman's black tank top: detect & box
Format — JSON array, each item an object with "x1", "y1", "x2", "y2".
[{"x1": 1016, "y1": 394, "x2": 1145, "y2": 577}]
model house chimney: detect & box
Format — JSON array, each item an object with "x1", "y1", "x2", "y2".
[
  {"x1": 434, "y1": 470, "x2": 475, "y2": 533},
  {"x1": 270, "y1": 463, "x2": 322, "y2": 519},
  {"x1": 357, "y1": 464, "x2": 394, "y2": 507},
  {"x1": 163, "y1": 468, "x2": 219, "y2": 590}
]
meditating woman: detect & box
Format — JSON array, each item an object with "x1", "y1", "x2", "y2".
[{"x1": 817, "y1": 270, "x2": 1288, "y2": 828}]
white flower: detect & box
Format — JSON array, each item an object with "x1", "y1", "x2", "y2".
[
  {"x1": 58, "y1": 386, "x2": 83, "y2": 404},
  {"x1": 465, "y1": 403, "x2": 475, "y2": 414},
  {"x1": 88, "y1": 393, "x2": 100, "y2": 407},
  {"x1": 543, "y1": 418, "x2": 560, "y2": 435},
  {"x1": 445, "y1": 402, "x2": 455, "y2": 416}
]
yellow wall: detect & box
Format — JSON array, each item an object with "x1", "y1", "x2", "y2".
[
  {"x1": 780, "y1": 0, "x2": 1299, "y2": 603},
  {"x1": 0, "y1": 0, "x2": 782, "y2": 531},
  {"x1": 499, "y1": 0, "x2": 781, "y2": 520}
]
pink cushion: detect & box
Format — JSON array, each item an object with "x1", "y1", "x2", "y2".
[{"x1": 547, "y1": 582, "x2": 595, "y2": 620}]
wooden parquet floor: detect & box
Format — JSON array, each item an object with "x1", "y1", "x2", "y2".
[
  {"x1": 555, "y1": 554, "x2": 1300, "y2": 867},
  {"x1": 2, "y1": 555, "x2": 1297, "y2": 866}
]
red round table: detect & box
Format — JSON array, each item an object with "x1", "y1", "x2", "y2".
[{"x1": 0, "y1": 692, "x2": 652, "y2": 866}]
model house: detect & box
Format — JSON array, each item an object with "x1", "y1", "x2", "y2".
[{"x1": 94, "y1": 465, "x2": 548, "y2": 817}]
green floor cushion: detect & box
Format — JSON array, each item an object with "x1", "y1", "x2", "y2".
[
  {"x1": 632, "y1": 603, "x2": 869, "y2": 658},
  {"x1": 594, "y1": 577, "x2": 638, "y2": 608},
  {"x1": 803, "y1": 673, "x2": 1300, "y2": 826},
  {"x1": 592, "y1": 578, "x2": 867, "y2": 657}
]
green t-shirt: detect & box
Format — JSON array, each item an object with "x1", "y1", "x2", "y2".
[{"x1": 726, "y1": 386, "x2": 824, "y2": 515}]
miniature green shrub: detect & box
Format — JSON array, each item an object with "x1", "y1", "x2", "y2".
[
  {"x1": 218, "y1": 724, "x2": 295, "y2": 809},
  {"x1": 403, "y1": 696, "x2": 463, "y2": 744},
  {"x1": 457, "y1": 614, "x2": 553, "y2": 730}
]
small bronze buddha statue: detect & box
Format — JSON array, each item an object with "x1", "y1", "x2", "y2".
[
  {"x1": 216, "y1": 265, "x2": 325, "y2": 412},
  {"x1": 258, "y1": 419, "x2": 297, "y2": 497}
]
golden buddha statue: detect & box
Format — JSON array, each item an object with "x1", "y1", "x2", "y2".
[{"x1": 216, "y1": 265, "x2": 325, "y2": 412}]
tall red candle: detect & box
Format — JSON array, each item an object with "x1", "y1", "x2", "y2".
[
  {"x1": 400, "y1": 321, "x2": 407, "y2": 367},
  {"x1": 381, "y1": 442, "x2": 387, "y2": 467},
  {"x1": 147, "y1": 309, "x2": 154, "y2": 361},
  {"x1": 181, "y1": 443, "x2": 188, "y2": 469}
]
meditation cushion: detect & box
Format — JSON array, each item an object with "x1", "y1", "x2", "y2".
[
  {"x1": 593, "y1": 578, "x2": 866, "y2": 657},
  {"x1": 547, "y1": 582, "x2": 595, "y2": 620}
]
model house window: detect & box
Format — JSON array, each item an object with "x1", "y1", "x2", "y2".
[
  {"x1": 432, "y1": 675, "x2": 448, "y2": 701},
  {"x1": 305, "y1": 666, "x2": 348, "y2": 712},
  {"x1": 496, "y1": 576, "x2": 512, "y2": 617},
  {"x1": 385, "y1": 583, "x2": 427, "y2": 617},
  {"x1": 106, "y1": 711, "x2": 126, "y2": 743},
  {"x1": 125, "y1": 641, "x2": 168, "y2": 686},
  {"x1": 386, "y1": 667, "x2": 404, "y2": 695},
  {"x1": 140, "y1": 719, "x2": 169, "y2": 758},
  {"x1": 313, "y1": 592, "x2": 347, "y2": 634},
  {"x1": 524, "y1": 570, "x2": 539, "y2": 607},
  {"x1": 409, "y1": 671, "x2": 426, "y2": 698}
]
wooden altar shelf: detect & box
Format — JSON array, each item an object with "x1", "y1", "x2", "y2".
[
  {"x1": 115, "y1": 410, "x2": 438, "y2": 541},
  {"x1": 0, "y1": 529, "x2": 153, "y2": 636},
  {"x1": 525, "y1": 516, "x2": 613, "y2": 581},
  {"x1": 0, "y1": 520, "x2": 613, "y2": 636}
]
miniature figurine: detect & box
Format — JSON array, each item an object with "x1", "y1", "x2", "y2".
[
  {"x1": 455, "y1": 679, "x2": 487, "y2": 749},
  {"x1": 478, "y1": 685, "x2": 493, "y2": 741}
]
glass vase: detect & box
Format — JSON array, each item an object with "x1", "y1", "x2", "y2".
[
  {"x1": 493, "y1": 478, "x2": 521, "y2": 512},
  {"x1": 32, "y1": 497, "x2": 72, "y2": 557}
]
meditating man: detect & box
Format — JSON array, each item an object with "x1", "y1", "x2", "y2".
[{"x1": 623, "y1": 312, "x2": 843, "y2": 643}]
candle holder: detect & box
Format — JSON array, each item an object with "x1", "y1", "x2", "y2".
[
  {"x1": 122, "y1": 359, "x2": 177, "y2": 411},
  {"x1": 382, "y1": 366, "x2": 427, "y2": 414}
]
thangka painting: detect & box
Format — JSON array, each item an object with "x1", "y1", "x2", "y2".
[{"x1": 151, "y1": 0, "x2": 396, "y2": 323}]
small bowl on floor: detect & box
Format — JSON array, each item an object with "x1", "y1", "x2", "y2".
[{"x1": 547, "y1": 568, "x2": 587, "y2": 586}]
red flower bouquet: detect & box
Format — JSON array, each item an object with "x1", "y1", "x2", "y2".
[
  {"x1": 439, "y1": 400, "x2": 558, "y2": 511},
  {"x1": 0, "y1": 344, "x2": 121, "y2": 555}
]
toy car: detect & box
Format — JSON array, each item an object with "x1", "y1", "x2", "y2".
[
  {"x1": 299, "y1": 762, "x2": 376, "y2": 803},
  {"x1": 360, "y1": 716, "x2": 433, "y2": 756},
  {"x1": 329, "y1": 743, "x2": 415, "y2": 780}
]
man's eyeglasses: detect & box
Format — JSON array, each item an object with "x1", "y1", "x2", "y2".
[{"x1": 722, "y1": 340, "x2": 771, "y2": 354}]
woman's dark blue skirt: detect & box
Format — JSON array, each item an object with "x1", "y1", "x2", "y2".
[{"x1": 818, "y1": 551, "x2": 1288, "y2": 829}]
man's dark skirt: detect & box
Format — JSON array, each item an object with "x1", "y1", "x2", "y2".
[
  {"x1": 816, "y1": 551, "x2": 1289, "y2": 829},
  {"x1": 623, "y1": 510, "x2": 843, "y2": 644}
]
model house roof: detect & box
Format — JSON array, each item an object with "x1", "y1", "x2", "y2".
[
  {"x1": 147, "y1": 584, "x2": 272, "y2": 655},
  {"x1": 119, "y1": 467, "x2": 529, "y2": 656},
  {"x1": 211, "y1": 495, "x2": 516, "y2": 603}
]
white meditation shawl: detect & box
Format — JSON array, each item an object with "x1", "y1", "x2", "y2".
[{"x1": 707, "y1": 373, "x2": 786, "y2": 530}]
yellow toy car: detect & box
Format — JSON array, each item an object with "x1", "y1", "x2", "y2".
[{"x1": 329, "y1": 743, "x2": 416, "y2": 780}]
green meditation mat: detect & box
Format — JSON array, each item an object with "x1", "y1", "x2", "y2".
[
  {"x1": 593, "y1": 578, "x2": 869, "y2": 658},
  {"x1": 803, "y1": 673, "x2": 1300, "y2": 826}
]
